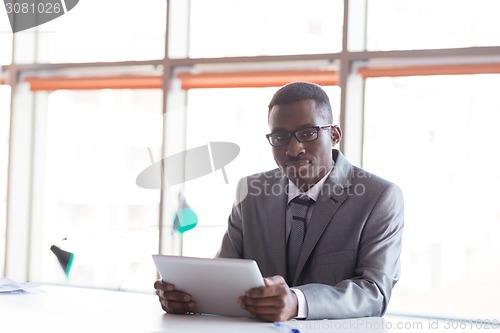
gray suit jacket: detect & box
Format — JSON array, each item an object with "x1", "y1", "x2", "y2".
[{"x1": 216, "y1": 150, "x2": 404, "y2": 319}]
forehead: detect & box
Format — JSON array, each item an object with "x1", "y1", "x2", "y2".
[{"x1": 268, "y1": 99, "x2": 322, "y2": 131}]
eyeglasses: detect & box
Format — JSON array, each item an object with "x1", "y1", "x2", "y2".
[{"x1": 266, "y1": 124, "x2": 333, "y2": 147}]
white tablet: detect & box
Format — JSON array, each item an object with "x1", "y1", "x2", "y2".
[{"x1": 152, "y1": 254, "x2": 265, "y2": 318}]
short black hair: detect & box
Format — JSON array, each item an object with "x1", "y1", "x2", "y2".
[{"x1": 268, "y1": 81, "x2": 333, "y2": 124}]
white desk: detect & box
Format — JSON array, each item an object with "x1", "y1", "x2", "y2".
[{"x1": 0, "y1": 285, "x2": 495, "y2": 332}]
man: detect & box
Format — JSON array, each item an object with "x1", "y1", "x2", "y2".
[{"x1": 154, "y1": 81, "x2": 404, "y2": 322}]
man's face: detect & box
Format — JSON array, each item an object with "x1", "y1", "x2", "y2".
[{"x1": 268, "y1": 99, "x2": 339, "y2": 190}]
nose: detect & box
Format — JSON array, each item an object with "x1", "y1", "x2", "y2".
[{"x1": 285, "y1": 136, "x2": 305, "y2": 157}]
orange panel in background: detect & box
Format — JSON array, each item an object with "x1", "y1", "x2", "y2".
[
  {"x1": 358, "y1": 63, "x2": 500, "y2": 78},
  {"x1": 15, "y1": 63, "x2": 500, "y2": 90},
  {"x1": 177, "y1": 70, "x2": 339, "y2": 89},
  {"x1": 25, "y1": 75, "x2": 163, "y2": 91},
  {"x1": 24, "y1": 70, "x2": 339, "y2": 91}
]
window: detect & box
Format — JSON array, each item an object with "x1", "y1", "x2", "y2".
[
  {"x1": 367, "y1": 0, "x2": 500, "y2": 51},
  {"x1": 0, "y1": 5, "x2": 13, "y2": 65},
  {"x1": 363, "y1": 74, "x2": 500, "y2": 318},
  {"x1": 28, "y1": 89, "x2": 162, "y2": 290},
  {"x1": 171, "y1": 0, "x2": 343, "y2": 58},
  {"x1": 14, "y1": 0, "x2": 166, "y2": 64},
  {"x1": 0, "y1": 86, "x2": 10, "y2": 277},
  {"x1": 2, "y1": 0, "x2": 500, "y2": 320}
]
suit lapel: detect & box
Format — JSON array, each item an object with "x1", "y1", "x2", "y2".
[
  {"x1": 293, "y1": 150, "x2": 353, "y2": 285},
  {"x1": 266, "y1": 172, "x2": 288, "y2": 278}
]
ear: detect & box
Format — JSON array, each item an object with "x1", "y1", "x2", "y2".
[{"x1": 330, "y1": 125, "x2": 342, "y2": 146}]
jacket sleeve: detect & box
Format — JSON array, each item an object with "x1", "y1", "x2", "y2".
[{"x1": 215, "y1": 177, "x2": 247, "y2": 259}]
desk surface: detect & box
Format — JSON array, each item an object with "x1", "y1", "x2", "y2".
[{"x1": 0, "y1": 284, "x2": 493, "y2": 333}]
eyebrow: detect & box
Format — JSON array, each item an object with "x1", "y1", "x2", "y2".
[{"x1": 270, "y1": 124, "x2": 317, "y2": 133}]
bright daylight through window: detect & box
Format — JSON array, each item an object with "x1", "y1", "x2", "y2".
[{"x1": 1, "y1": 0, "x2": 499, "y2": 322}]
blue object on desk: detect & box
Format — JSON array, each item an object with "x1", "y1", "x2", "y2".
[{"x1": 273, "y1": 322, "x2": 300, "y2": 333}]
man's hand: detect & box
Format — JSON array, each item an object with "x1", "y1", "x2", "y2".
[
  {"x1": 153, "y1": 280, "x2": 196, "y2": 314},
  {"x1": 238, "y1": 275, "x2": 298, "y2": 322}
]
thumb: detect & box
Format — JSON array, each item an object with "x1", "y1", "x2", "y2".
[{"x1": 264, "y1": 275, "x2": 286, "y2": 286}]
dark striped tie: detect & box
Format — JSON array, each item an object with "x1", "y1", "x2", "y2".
[{"x1": 287, "y1": 195, "x2": 314, "y2": 285}]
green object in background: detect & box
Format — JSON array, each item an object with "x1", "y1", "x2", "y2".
[
  {"x1": 174, "y1": 208, "x2": 198, "y2": 233},
  {"x1": 65, "y1": 253, "x2": 74, "y2": 277},
  {"x1": 173, "y1": 193, "x2": 198, "y2": 234}
]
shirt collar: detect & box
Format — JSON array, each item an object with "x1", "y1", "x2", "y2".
[{"x1": 287, "y1": 165, "x2": 334, "y2": 204}]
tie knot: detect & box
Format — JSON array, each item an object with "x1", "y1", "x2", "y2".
[
  {"x1": 291, "y1": 195, "x2": 314, "y2": 207},
  {"x1": 290, "y1": 195, "x2": 314, "y2": 222}
]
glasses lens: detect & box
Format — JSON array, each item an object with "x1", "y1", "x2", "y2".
[
  {"x1": 296, "y1": 128, "x2": 319, "y2": 142},
  {"x1": 269, "y1": 133, "x2": 291, "y2": 146}
]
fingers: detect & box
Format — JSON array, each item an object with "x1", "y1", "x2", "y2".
[
  {"x1": 243, "y1": 294, "x2": 285, "y2": 307},
  {"x1": 246, "y1": 276, "x2": 287, "y2": 298},
  {"x1": 154, "y1": 280, "x2": 174, "y2": 292},
  {"x1": 239, "y1": 275, "x2": 298, "y2": 322},
  {"x1": 240, "y1": 296, "x2": 295, "y2": 322},
  {"x1": 161, "y1": 298, "x2": 196, "y2": 314},
  {"x1": 154, "y1": 275, "x2": 296, "y2": 321},
  {"x1": 153, "y1": 279, "x2": 196, "y2": 314}
]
